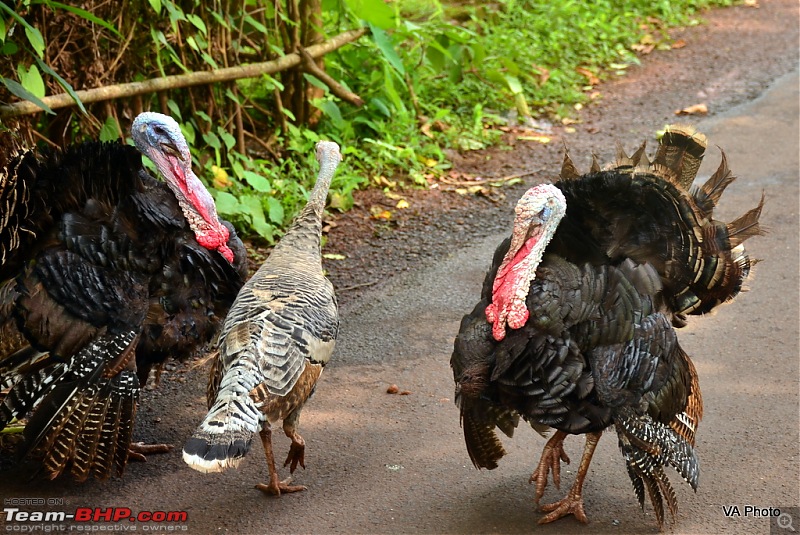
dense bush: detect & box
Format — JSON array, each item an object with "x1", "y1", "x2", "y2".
[{"x1": 0, "y1": 0, "x2": 734, "y2": 242}]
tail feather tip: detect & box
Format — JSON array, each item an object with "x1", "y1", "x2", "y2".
[{"x1": 181, "y1": 436, "x2": 250, "y2": 473}]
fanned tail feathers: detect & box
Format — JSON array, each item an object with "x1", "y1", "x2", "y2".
[
  {"x1": 614, "y1": 406, "x2": 699, "y2": 529},
  {"x1": 1, "y1": 331, "x2": 140, "y2": 480},
  {"x1": 559, "y1": 124, "x2": 764, "y2": 318}
]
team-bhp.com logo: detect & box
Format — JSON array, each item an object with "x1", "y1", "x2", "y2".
[{"x1": 3, "y1": 506, "x2": 188, "y2": 531}]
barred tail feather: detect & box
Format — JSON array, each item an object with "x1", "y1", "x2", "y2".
[
  {"x1": 727, "y1": 194, "x2": 765, "y2": 248},
  {"x1": 693, "y1": 151, "x2": 735, "y2": 215},
  {"x1": 460, "y1": 402, "x2": 517, "y2": 470},
  {"x1": 182, "y1": 389, "x2": 262, "y2": 473},
  {"x1": 614, "y1": 407, "x2": 699, "y2": 529},
  {"x1": 655, "y1": 124, "x2": 708, "y2": 191}
]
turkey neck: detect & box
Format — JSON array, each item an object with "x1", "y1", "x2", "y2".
[{"x1": 272, "y1": 142, "x2": 341, "y2": 259}]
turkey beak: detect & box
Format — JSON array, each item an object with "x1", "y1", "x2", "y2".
[
  {"x1": 160, "y1": 141, "x2": 185, "y2": 163},
  {"x1": 525, "y1": 209, "x2": 546, "y2": 240}
]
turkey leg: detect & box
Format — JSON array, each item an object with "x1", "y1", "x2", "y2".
[
  {"x1": 537, "y1": 431, "x2": 602, "y2": 524},
  {"x1": 128, "y1": 442, "x2": 174, "y2": 462},
  {"x1": 529, "y1": 430, "x2": 570, "y2": 502},
  {"x1": 282, "y1": 411, "x2": 306, "y2": 473},
  {"x1": 255, "y1": 426, "x2": 307, "y2": 496}
]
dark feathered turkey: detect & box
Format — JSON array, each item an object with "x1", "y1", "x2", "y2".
[
  {"x1": 451, "y1": 125, "x2": 764, "y2": 528},
  {"x1": 0, "y1": 112, "x2": 247, "y2": 481},
  {"x1": 183, "y1": 141, "x2": 341, "y2": 496}
]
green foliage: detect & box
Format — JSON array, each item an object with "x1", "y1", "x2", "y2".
[
  {"x1": 0, "y1": 0, "x2": 737, "y2": 244},
  {"x1": 0, "y1": 0, "x2": 91, "y2": 113}
]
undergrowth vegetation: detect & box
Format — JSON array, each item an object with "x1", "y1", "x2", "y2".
[{"x1": 0, "y1": 0, "x2": 735, "y2": 242}]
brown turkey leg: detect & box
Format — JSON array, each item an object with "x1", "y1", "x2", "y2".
[
  {"x1": 127, "y1": 442, "x2": 174, "y2": 462},
  {"x1": 529, "y1": 430, "x2": 570, "y2": 503},
  {"x1": 538, "y1": 431, "x2": 602, "y2": 525},
  {"x1": 283, "y1": 415, "x2": 306, "y2": 473},
  {"x1": 255, "y1": 427, "x2": 307, "y2": 496}
]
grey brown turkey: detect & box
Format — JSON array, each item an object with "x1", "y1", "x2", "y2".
[
  {"x1": 0, "y1": 112, "x2": 247, "y2": 481},
  {"x1": 183, "y1": 141, "x2": 341, "y2": 496},
  {"x1": 451, "y1": 125, "x2": 764, "y2": 528}
]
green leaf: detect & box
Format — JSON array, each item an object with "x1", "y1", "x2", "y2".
[
  {"x1": 186, "y1": 36, "x2": 199, "y2": 52},
  {"x1": 200, "y1": 52, "x2": 219, "y2": 69},
  {"x1": 213, "y1": 190, "x2": 241, "y2": 216},
  {"x1": 224, "y1": 88, "x2": 240, "y2": 103},
  {"x1": 203, "y1": 131, "x2": 221, "y2": 150},
  {"x1": 313, "y1": 99, "x2": 344, "y2": 129},
  {"x1": 209, "y1": 10, "x2": 229, "y2": 30},
  {"x1": 99, "y1": 116, "x2": 120, "y2": 141},
  {"x1": 179, "y1": 122, "x2": 195, "y2": 144},
  {"x1": 281, "y1": 107, "x2": 296, "y2": 122},
  {"x1": 164, "y1": 1, "x2": 187, "y2": 31},
  {"x1": 303, "y1": 73, "x2": 329, "y2": 92},
  {"x1": 186, "y1": 14, "x2": 207, "y2": 35},
  {"x1": 240, "y1": 195, "x2": 272, "y2": 239},
  {"x1": 218, "y1": 129, "x2": 236, "y2": 151},
  {"x1": 381, "y1": 64, "x2": 406, "y2": 114},
  {"x1": 193, "y1": 33, "x2": 208, "y2": 50},
  {"x1": 370, "y1": 24, "x2": 405, "y2": 75},
  {"x1": 166, "y1": 99, "x2": 182, "y2": 119},
  {"x1": 1, "y1": 41, "x2": 18, "y2": 55},
  {"x1": 501, "y1": 57, "x2": 521, "y2": 77},
  {"x1": 369, "y1": 98, "x2": 391, "y2": 118},
  {"x1": 514, "y1": 92, "x2": 531, "y2": 118},
  {"x1": 243, "y1": 14, "x2": 267, "y2": 34},
  {"x1": 241, "y1": 170, "x2": 271, "y2": 193},
  {"x1": 34, "y1": 57, "x2": 86, "y2": 115},
  {"x1": 344, "y1": 0, "x2": 394, "y2": 29},
  {"x1": 148, "y1": 0, "x2": 161, "y2": 13},
  {"x1": 24, "y1": 26, "x2": 45, "y2": 58},
  {"x1": 0, "y1": 77, "x2": 53, "y2": 114},
  {"x1": 37, "y1": 1, "x2": 121, "y2": 37},
  {"x1": 0, "y1": 3, "x2": 43, "y2": 56},
  {"x1": 18, "y1": 65, "x2": 45, "y2": 99},
  {"x1": 265, "y1": 197, "x2": 284, "y2": 225},
  {"x1": 504, "y1": 74, "x2": 524, "y2": 95},
  {"x1": 329, "y1": 191, "x2": 353, "y2": 212},
  {"x1": 261, "y1": 73, "x2": 284, "y2": 92}
]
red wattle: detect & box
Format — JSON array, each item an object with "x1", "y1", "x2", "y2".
[{"x1": 487, "y1": 235, "x2": 539, "y2": 341}]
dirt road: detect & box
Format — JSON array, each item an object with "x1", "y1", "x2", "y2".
[{"x1": 1, "y1": 2, "x2": 798, "y2": 534}]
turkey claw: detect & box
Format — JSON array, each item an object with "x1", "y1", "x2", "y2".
[
  {"x1": 128, "y1": 442, "x2": 174, "y2": 462},
  {"x1": 529, "y1": 431, "x2": 569, "y2": 503},
  {"x1": 538, "y1": 494, "x2": 588, "y2": 525},
  {"x1": 284, "y1": 438, "x2": 306, "y2": 473},
  {"x1": 256, "y1": 476, "x2": 307, "y2": 496}
]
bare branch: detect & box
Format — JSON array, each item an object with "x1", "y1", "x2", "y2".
[
  {"x1": 299, "y1": 47, "x2": 364, "y2": 107},
  {"x1": 0, "y1": 28, "x2": 368, "y2": 118}
]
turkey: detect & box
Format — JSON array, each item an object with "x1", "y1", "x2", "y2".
[
  {"x1": 0, "y1": 112, "x2": 247, "y2": 481},
  {"x1": 451, "y1": 125, "x2": 764, "y2": 528},
  {"x1": 183, "y1": 141, "x2": 341, "y2": 496}
]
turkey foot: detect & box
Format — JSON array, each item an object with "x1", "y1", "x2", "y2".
[
  {"x1": 257, "y1": 426, "x2": 306, "y2": 496},
  {"x1": 283, "y1": 434, "x2": 306, "y2": 473},
  {"x1": 529, "y1": 430, "x2": 570, "y2": 503},
  {"x1": 127, "y1": 442, "x2": 174, "y2": 462},
  {"x1": 539, "y1": 488, "x2": 588, "y2": 524},
  {"x1": 537, "y1": 432, "x2": 601, "y2": 525},
  {"x1": 255, "y1": 475, "x2": 307, "y2": 496}
]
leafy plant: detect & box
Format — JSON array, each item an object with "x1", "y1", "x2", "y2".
[{"x1": 0, "y1": 0, "x2": 737, "y2": 244}]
